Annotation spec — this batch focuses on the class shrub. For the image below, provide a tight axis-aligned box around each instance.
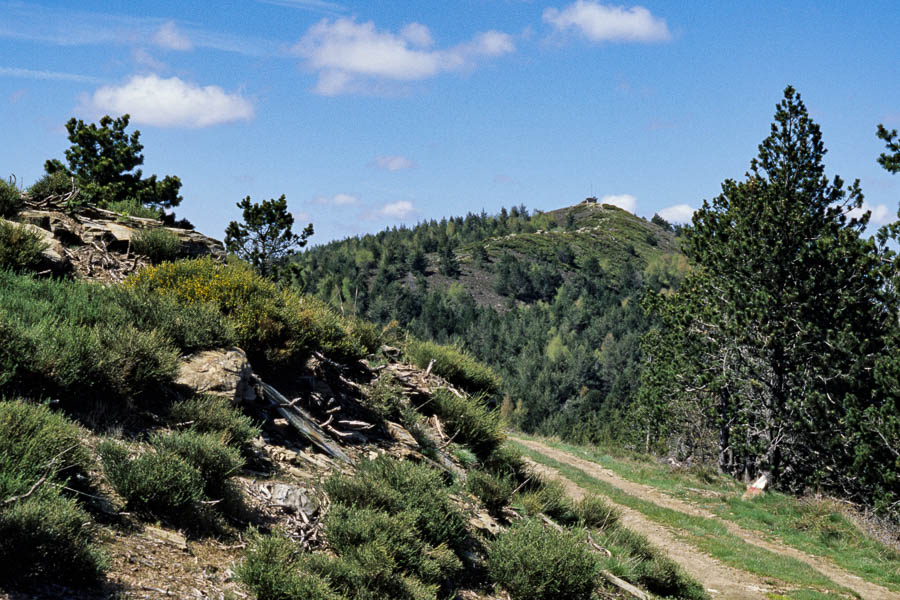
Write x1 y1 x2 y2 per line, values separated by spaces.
363 371 407 421
484 443 530 482
27 171 72 202
430 388 504 459
488 519 597 600
98 439 204 517
111 286 235 353
0 399 92 488
105 198 162 220
236 530 341 600
0 272 182 406
149 430 243 497
406 339 501 395
467 470 516 514
576 495 619 530
0 400 104 587
0 221 47 272
131 228 182 263
324 455 467 550
169 395 260 448
125 258 366 369
520 479 576 523
0 488 106 588
0 178 23 218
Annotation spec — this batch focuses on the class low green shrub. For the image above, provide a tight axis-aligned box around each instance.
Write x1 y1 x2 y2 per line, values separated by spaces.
131 228 182 263
520 478 576 523
169 395 259 448
149 430 243 497
488 519 597 600
324 455 468 550
0 178 23 218
0 400 104 587
406 338 501 395
0 399 92 488
576 494 619 530
98 439 204 517
363 371 407 421
27 171 71 202
467 470 516 514
430 388 504 459
0 222 47 272
0 488 106 588
0 271 183 406
236 530 341 600
484 443 530 482
125 258 366 369
106 198 162 220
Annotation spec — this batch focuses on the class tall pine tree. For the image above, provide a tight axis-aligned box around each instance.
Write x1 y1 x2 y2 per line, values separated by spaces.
640 87 891 502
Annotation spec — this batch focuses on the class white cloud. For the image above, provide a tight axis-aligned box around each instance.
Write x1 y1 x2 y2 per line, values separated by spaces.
378 200 416 219
132 48 168 71
601 193 637 213
543 1 671 43
292 18 515 95
374 155 415 171
152 21 192 51
0 66 103 84
657 203 695 223
84 75 254 128
313 193 359 206
847 201 894 226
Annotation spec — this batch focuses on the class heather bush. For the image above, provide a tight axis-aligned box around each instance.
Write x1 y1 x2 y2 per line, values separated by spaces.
149 429 243 497
406 338 501 395
430 388 504 459
131 227 182 263
467 469 516 514
0 222 47 272
0 178 23 218
168 394 259 448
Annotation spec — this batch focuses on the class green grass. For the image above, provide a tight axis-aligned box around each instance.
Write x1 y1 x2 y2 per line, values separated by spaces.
517 434 900 593
512 442 856 597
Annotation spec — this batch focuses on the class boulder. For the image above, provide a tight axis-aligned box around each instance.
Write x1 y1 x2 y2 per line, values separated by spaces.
175 348 257 404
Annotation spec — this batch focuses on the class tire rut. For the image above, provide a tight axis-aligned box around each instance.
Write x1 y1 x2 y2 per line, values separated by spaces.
513 436 896 600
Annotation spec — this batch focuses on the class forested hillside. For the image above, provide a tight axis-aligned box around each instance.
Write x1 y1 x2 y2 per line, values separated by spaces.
289 201 688 443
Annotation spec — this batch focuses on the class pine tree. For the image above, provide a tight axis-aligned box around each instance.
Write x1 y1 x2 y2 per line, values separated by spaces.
225 195 313 278
641 87 889 497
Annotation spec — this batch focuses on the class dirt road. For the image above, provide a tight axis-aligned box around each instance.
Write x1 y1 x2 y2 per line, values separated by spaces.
512 436 896 600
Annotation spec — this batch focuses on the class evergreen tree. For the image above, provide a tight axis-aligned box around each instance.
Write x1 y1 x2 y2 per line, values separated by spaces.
225 195 313 277
45 115 182 208
641 87 890 499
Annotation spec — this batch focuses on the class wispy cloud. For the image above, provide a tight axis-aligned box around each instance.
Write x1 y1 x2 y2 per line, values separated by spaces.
658 203 695 223
601 193 637 213
0 3 278 57
543 1 671 43
293 18 515 95
0 66 104 84
312 193 359 206
257 0 346 14
82 75 254 128
152 21 192 51
373 155 415 171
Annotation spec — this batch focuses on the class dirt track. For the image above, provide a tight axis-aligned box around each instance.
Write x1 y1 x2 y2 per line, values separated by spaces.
512 436 897 600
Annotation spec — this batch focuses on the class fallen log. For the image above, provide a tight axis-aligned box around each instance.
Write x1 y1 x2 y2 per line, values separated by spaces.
256 379 351 464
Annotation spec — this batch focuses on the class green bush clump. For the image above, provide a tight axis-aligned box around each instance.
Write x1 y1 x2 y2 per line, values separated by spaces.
467 470 515 514
324 455 467 550
576 495 619 530
149 430 243 498
0 222 47 272
169 395 260 448
0 178 23 218
131 228 182 263
235 530 343 600
430 388 504 459
363 371 407 421
27 171 71 202
125 258 367 369
488 519 597 600
0 271 183 406
520 478 576 523
406 338 501 395
98 439 204 517
106 198 162 220
0 400 105 587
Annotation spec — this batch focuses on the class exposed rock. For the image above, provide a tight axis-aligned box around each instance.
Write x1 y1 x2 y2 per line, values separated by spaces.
175 348 257 404
741 474 768 500
267 483 320 516
144 526 188 551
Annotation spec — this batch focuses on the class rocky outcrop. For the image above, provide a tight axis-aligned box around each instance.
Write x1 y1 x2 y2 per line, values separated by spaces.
10 203 224 281
175 347 257 404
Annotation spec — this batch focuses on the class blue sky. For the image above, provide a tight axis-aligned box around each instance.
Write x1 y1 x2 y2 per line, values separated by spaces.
1 0 898 244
